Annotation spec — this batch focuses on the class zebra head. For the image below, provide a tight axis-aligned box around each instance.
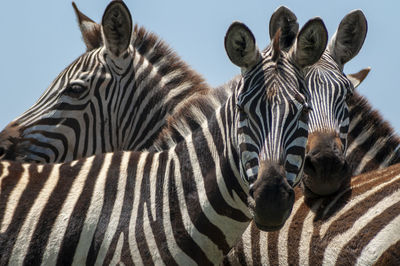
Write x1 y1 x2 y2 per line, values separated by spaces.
301 10 368 198
0 1 205 163
225 18 327 230
0 1 134 162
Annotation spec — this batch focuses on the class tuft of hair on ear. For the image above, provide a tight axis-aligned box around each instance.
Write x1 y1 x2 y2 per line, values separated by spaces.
72 2 102 51
272 28 281 62
347 67 371 89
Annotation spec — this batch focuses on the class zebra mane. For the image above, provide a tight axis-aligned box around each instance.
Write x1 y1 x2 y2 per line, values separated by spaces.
346 90 400 174
131 24 210 107
151 77 239 151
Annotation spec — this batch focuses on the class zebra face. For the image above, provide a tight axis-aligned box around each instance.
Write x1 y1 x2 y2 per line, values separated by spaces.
0 1 137 163
0 47 133 163
302 10 368 198
225 19 327 230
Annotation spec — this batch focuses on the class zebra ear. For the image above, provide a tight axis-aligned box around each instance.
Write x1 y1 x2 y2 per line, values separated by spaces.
269 6 299 51
101 0 133 57
291 17 328 68
72 2 102 51
347 67 370 89
328 10 367 67
225 22 261 73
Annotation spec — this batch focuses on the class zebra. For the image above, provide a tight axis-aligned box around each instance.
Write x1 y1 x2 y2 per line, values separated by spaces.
0 2 328 264
224 10 400 266
301 9 368 199
0 1 228 163
223 71 400 265
224 163 400 265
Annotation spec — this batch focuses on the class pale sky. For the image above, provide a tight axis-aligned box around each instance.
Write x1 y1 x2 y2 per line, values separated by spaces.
0 0 398 134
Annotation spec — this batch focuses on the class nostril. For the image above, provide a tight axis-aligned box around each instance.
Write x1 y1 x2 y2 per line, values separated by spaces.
309 149 319 157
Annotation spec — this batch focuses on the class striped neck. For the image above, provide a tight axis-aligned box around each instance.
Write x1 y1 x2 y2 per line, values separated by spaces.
0 24 211 163
346 91 400 175
0 93 252 265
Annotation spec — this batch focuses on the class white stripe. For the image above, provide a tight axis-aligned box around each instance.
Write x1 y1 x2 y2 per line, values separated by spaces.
354 138 388 175
9 164 61 265
241 226 253 265
346 127 374 155
109 232 125 266
320 172 400 238
323 189 400 265
161 150 195 265
202 121 250 220
171 151 223 264
128 152 148 265
299 200 321 266
72 153 114 265
356 214 400 266
142 203 165 265
0 161 14 233
259 223 269 265
277 197 306 265
41 156 95 265
95 152 131 265
149 153 160 220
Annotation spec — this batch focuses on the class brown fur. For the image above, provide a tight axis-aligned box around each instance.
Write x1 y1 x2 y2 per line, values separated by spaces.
225 163 400 265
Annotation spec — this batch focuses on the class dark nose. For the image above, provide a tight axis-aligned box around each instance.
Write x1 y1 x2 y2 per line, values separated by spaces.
303 132 349 197
304 147 344 177
250 161 295 231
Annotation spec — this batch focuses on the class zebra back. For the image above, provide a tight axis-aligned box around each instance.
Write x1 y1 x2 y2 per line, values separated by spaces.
224 162 400 265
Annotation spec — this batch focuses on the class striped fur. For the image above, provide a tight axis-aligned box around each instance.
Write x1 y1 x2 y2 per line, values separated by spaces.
224 40 400 266
0 17 324 264
346 91 400 175
224 77 400 265
224 163 400 265
0 2 212 163
224 10 398 264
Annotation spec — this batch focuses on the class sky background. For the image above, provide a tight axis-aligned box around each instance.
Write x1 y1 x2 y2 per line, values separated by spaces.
0 0 398 134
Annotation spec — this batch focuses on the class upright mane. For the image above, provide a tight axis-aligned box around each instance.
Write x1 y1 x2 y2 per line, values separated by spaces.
131 24 211 114
151 76 238 151
346 90 400 174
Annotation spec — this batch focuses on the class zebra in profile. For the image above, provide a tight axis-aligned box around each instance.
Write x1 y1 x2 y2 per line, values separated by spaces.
224 10 400 266
0 2 328 264
0 1 230 163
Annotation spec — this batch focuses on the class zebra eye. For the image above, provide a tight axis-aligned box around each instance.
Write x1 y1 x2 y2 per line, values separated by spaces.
63 83 88 98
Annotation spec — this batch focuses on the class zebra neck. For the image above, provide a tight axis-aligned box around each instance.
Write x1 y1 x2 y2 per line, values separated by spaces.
125 25 211 150
151 77 238 151
346 91 400 175
158 97 251 261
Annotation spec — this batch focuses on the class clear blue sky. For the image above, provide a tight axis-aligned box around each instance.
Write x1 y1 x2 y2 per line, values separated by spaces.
0 0 398 134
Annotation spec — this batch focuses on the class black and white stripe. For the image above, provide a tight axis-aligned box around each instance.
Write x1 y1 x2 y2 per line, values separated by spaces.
224 163 400 265
0 15 327 264
0 2 212 163
224 10 399 266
